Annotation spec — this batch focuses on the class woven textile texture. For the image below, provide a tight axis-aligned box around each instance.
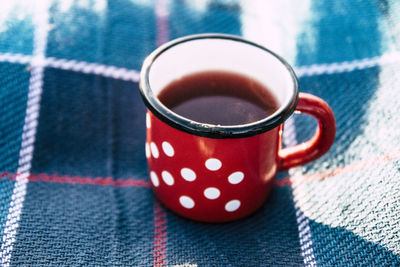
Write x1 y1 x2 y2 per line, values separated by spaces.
0 0 400 266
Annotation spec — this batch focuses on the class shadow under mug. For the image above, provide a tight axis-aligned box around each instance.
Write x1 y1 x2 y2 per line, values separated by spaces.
139 34 336 222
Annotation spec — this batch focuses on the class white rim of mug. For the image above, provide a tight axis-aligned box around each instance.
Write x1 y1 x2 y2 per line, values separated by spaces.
139 33 299 139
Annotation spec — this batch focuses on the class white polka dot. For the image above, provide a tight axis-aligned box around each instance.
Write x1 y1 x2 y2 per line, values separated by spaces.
150 142 159 158
225 200 241 212
145 143 150 159
150 171 159 187
180 168 196 182
179 196 195 209
146 113 151 128
228 171 244 184
205 158 222 171
162 141 174 157
161 170 174 186
203 187 220 200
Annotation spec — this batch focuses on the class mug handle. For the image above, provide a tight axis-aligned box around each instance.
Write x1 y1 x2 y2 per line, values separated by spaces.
278 92 336 170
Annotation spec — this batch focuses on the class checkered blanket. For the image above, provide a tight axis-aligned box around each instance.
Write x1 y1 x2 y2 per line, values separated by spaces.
1 0 399 266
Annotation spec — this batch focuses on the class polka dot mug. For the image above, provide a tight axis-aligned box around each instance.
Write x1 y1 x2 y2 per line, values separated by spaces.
139 34 336 222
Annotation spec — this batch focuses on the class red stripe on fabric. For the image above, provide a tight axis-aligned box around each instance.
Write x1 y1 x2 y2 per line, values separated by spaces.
274 149 400 186
274 178 292 187
1 150 398 188
153 201 167 267
0 172 11 179
113 179 124 187
0 172 150 188
4 172 16 181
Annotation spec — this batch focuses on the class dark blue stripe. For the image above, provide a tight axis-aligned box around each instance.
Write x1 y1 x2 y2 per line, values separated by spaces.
12 183 155 266
104 0 157 69
166 186 304 266
0 63 31 238
30 68 147 179
296 0 384 65
46 0 157 70
169 0 241 39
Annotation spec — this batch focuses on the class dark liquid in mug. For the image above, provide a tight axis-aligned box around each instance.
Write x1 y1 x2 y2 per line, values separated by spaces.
158 71 280 126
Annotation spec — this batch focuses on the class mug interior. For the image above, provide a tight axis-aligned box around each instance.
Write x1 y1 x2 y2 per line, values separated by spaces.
140 34 298 138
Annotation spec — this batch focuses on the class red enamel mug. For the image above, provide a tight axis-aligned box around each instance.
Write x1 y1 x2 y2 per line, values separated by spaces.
139 34 336 222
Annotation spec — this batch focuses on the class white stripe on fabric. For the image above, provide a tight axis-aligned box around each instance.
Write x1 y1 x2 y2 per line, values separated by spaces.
0 54 140 82
283 117 317 267
0 1 50 266
1 51 400 81
44 57 140 82
0 53 32 65
295 51 400 77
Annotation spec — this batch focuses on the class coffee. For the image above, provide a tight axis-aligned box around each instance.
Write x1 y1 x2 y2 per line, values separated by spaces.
158 71 279 126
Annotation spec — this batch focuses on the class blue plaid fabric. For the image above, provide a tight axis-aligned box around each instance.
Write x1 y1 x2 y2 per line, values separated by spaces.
1 0 399 266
